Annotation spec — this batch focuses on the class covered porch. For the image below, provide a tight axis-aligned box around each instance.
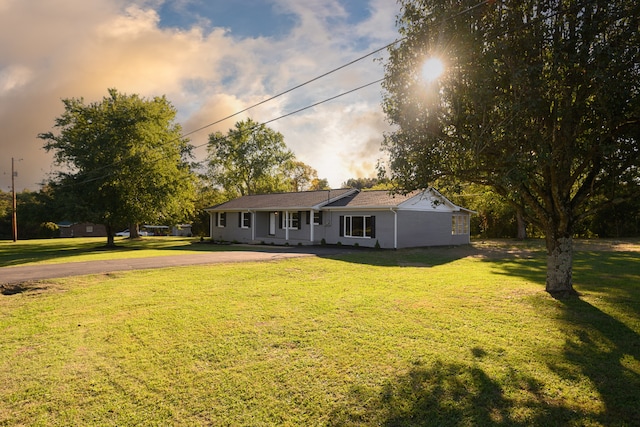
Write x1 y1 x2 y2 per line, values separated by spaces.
247 209 322 245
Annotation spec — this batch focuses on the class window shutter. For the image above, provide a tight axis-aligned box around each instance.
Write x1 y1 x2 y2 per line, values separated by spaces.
318 211 323 225
306 211 310 225
298 211 302 229
238 212 242 228
370 216 376 238
279 212 283 229
247 213 251 228
339 216 344 237
215 212 218 225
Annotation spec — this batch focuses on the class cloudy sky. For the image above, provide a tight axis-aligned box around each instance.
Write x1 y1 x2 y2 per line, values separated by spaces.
0 0 401 192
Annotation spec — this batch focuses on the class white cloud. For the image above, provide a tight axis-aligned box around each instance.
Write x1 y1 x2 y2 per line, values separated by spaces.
0 65 33 93
0 0 400 193
355 0 400 44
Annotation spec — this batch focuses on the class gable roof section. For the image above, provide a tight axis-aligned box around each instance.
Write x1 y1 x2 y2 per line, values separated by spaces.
397 188 461 212
325 188 475 213
324 190 421 208
206 187 475 214
205 188 357 211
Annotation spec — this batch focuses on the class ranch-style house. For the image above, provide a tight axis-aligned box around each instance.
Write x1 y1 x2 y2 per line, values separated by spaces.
205 187 474 249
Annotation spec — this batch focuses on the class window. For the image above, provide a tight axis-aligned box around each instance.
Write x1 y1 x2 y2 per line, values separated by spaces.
284 212 299 229
313 211 322 225
307 211 323 225
341 215 375 238
85 225 93 233
240 212 251 228
216 212 226 228
452 214 469 235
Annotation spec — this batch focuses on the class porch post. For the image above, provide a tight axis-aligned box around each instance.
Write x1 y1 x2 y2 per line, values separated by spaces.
393 208 398 249
251 211 255 242
285 210 289 241
209 212 214 239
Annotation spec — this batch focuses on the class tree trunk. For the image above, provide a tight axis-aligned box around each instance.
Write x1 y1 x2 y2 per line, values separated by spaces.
106 224 115 247
516 208 527 240
129 223 140 239
545 234 577 298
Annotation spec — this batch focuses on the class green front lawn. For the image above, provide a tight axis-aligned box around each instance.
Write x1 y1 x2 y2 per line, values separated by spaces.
0 237 241 268
1 241 639 425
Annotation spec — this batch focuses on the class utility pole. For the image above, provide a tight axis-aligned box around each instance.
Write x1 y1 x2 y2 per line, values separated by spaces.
12 157 17 242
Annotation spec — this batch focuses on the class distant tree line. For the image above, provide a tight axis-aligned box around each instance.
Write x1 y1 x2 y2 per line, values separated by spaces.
0 187 59 240
2 86 637 242
2 175 639 241
341 178 640 239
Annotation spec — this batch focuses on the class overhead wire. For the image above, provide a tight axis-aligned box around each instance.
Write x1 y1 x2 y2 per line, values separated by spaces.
181 0 494 140
45 38 401 190
180 44 400 140
43 0 518 191
64 77 386 187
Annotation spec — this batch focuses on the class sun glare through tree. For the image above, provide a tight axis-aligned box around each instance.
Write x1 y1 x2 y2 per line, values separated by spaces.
421 57 444 82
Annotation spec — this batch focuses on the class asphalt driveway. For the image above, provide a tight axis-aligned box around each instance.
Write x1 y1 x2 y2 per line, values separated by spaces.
0 246 351 286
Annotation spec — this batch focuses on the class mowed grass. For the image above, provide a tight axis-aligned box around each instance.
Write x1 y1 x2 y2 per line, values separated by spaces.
0 237 242 267
0 241 639 426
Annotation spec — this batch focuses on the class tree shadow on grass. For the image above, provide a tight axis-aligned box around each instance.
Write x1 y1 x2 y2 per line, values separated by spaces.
327 248 640 426
323 245 485 268
0 238 237 267
329 354 593 426
480 250 640 425
551 297 640 426
0 240 145 267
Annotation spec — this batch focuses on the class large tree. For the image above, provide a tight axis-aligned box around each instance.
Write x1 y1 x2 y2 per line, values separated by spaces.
286 161 321 192
39 88 196 246
381 0 640 297
206 119 296 196
309 178 331 191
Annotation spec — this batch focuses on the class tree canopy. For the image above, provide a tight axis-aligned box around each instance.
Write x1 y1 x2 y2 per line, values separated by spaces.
341 177 393 190
381 0 640 296
39 88 196 246
286 161 320 192
206 119 321 196
0 190 9 220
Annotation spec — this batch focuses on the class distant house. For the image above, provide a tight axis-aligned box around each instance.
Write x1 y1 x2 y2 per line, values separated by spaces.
58 222 107 238
205 188 474 249
171 224 193 237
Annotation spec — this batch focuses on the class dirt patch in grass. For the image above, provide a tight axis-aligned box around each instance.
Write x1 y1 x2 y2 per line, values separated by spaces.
1 282 65 296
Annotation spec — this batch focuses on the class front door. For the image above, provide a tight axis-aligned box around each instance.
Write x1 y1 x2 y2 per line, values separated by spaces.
269 212 276 236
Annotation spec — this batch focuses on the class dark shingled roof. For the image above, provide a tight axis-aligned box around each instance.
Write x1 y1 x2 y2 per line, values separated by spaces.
207 188 356 210
325 190 420 208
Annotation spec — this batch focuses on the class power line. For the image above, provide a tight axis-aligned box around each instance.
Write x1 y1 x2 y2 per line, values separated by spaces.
193 78 385 152
46 38 401 187
62 76 386 187
181 45 396 140
180 0 494 139
263 79 385 128
43 0 499 190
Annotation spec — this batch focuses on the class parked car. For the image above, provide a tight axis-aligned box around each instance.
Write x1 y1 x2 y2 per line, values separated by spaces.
115 229 150 237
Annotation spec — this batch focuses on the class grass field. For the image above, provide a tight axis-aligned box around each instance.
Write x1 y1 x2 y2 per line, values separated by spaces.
1 238 639 426
0 236 239 268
